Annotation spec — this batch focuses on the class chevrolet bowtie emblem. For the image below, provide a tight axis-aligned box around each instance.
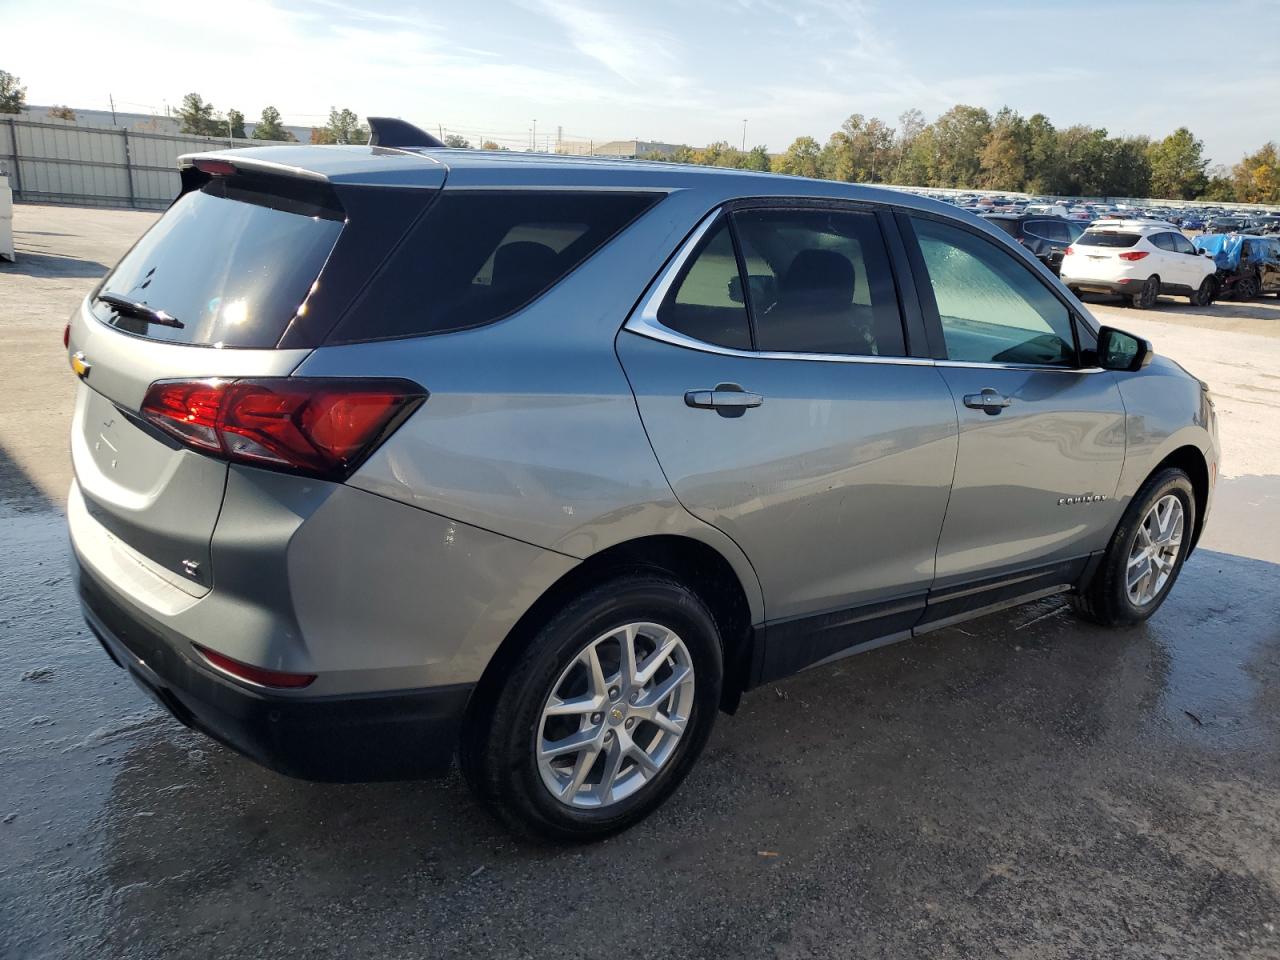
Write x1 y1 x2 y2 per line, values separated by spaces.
70 351 91 380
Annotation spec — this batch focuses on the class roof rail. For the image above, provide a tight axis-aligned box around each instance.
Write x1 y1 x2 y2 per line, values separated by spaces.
367 117 445 149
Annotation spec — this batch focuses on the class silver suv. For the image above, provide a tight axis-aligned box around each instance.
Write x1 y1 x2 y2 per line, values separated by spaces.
68 122 1218 841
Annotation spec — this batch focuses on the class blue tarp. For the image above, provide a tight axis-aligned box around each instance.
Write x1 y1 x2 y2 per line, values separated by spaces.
1193 233 1244 270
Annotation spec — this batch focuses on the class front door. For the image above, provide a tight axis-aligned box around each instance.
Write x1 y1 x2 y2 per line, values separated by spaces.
618 206 958 676
903 215 1127 613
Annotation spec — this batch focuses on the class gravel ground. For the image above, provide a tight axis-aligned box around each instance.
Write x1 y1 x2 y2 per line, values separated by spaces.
2 204 1280 960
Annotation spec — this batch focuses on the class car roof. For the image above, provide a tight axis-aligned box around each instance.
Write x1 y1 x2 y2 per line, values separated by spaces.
1082 219 1179 233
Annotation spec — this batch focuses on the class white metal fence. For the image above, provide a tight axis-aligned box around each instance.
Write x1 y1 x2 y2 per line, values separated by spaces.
0 116 291 210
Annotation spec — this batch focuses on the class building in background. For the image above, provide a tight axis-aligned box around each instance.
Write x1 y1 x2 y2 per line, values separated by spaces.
557 139 685 159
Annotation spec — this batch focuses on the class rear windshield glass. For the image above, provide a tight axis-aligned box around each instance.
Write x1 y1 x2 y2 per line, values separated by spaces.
325 191 660 343
1077 231 1140 248
92 177 343 348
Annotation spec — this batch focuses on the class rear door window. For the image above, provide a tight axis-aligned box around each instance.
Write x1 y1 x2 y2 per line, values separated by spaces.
92 177 344 348
1150 233 1176 252
327 191 660 343
657 220 753 350
730 208 907 357
1170 233 1198 256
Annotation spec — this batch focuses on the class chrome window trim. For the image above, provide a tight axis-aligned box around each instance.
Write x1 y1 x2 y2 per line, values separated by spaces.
624 206 1107 374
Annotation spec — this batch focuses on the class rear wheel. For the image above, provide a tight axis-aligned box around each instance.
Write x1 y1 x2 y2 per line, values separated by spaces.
460 574 723 841
1236 275 1259 300
1072 467 1196 626
1131 276 1159 309
1190 275 1216 307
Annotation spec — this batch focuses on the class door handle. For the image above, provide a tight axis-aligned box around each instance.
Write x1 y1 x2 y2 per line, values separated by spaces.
685 385 764 413
963 388 1013 415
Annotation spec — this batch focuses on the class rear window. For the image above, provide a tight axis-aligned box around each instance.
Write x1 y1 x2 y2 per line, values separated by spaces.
1077 231 1141 248
326 191 660 343
92 177 344 348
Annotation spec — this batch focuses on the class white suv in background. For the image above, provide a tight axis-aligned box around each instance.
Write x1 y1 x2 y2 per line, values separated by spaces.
1061 220 1217 308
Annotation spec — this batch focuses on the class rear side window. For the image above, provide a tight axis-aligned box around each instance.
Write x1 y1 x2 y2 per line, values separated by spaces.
731 208 906 357
988 219 1020 238
1150 233 1176 251
327 191 660 343
657 221 752 350
1078 231 1141 248
92 177 344 348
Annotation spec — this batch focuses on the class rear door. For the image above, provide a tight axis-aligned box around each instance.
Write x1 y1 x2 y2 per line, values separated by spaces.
901 214 1126 618
619 203 958 676
68 168 353 593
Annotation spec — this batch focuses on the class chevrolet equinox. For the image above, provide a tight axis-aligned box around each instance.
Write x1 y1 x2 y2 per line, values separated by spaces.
68 120 1219 840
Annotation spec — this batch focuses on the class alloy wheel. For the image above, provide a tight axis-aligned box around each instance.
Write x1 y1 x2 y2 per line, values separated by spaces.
1126 494 1184 606
536 622 695 808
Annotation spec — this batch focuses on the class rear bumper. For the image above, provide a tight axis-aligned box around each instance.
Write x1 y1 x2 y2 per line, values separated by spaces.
76 557 472 782
1062 278 1136 295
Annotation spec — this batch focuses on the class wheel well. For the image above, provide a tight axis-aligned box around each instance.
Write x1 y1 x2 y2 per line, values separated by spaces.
467 536 755 723
1152 444 1209 550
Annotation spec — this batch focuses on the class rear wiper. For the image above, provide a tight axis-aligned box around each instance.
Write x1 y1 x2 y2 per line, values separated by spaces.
95 292 185 329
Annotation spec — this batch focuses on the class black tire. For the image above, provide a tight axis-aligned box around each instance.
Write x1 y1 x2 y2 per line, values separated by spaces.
459 573 723 842
1236 275 1259 300
1072 467 1197 627
1130 276 1159 309
1190 275 1215 307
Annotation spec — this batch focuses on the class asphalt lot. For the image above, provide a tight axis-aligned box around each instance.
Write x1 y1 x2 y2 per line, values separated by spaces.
2 204 1280 960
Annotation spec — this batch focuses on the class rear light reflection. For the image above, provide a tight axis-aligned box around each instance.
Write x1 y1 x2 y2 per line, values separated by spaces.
192 643 316 689
1118 251 1150 261
63 323 71 348
1063 246 1074 256
140 377 425 480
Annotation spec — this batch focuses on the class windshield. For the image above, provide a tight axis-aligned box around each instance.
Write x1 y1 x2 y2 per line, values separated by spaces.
92 178 344 348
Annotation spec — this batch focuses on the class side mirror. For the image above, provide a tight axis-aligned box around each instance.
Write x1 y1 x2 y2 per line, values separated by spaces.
1097 326 1153 372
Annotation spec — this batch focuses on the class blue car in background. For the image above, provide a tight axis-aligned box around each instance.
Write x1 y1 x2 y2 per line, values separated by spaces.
1194 234 1280 299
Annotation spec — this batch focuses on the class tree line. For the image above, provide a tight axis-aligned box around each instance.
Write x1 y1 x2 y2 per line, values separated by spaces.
2 68 1275 204
646 106 1280 205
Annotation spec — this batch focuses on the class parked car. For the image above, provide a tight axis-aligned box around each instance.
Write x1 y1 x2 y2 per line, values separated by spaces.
980 213 1085 274
1181 214 1207 231
1061 221 1218 308
1206 216 1246 234
1194 233 1280 299
68 124 1219 840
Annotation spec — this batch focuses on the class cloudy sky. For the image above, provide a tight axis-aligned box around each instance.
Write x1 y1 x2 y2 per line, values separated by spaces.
4 0 1276 164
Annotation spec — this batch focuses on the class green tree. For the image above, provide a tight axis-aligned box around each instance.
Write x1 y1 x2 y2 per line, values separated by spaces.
1147 128 1207 199
771 136 822 178
324 107 368 145
1202 174 1237 202
48 105 76 121
930 105 991 188
1106 136 1152 197
821 113 895 183
252 106 294 141
693 140 746 168
443 133 472 148
1231 142 1280 204
479 140 507 151
891 108 927 183
742 145 771 172
226 108 247 140
0 70 25 114
177 92 219 136
979 107 1029 190
1023 113 1060 193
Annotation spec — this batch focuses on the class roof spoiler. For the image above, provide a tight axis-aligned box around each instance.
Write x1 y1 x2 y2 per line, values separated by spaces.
367 117 445 149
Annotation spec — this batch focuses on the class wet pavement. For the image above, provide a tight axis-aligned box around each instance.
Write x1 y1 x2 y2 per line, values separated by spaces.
3 205 1280 959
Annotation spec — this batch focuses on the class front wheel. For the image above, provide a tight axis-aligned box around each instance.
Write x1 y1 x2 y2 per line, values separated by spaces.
1190 275 1216 307
460 574 723 841
1072 467 1196 626
1236 275 1259 300
1131 276 1160 309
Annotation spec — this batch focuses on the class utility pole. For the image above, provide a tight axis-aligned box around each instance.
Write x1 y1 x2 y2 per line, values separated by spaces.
556 124 562 154
109 93 117 126
742 119 747 151
531 119 537 152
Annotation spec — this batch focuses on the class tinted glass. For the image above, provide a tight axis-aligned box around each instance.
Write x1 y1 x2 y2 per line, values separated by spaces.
92 179 344 347
1149 233 1176 251
988 218 1020 237
1026 220 1070 242
912 217 1076 367
1171 233 1198 255
731 208 906 357
1077 231 1141 248
657 220 752 350
328 192 659 343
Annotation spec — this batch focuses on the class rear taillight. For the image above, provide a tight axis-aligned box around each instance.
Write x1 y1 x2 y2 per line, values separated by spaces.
193 158 237 177
141 377 425 480
1118 251 1150 261
192 643 316 689
63 323 70 348
1063 246 1074 256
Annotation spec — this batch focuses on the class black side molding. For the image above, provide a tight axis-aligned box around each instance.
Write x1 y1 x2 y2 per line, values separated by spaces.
367 116 445 149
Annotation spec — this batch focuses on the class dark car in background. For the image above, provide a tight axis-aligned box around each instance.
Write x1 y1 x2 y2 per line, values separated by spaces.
981 213 1085 274
1207 216 1246 234
1194 233 1280 299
